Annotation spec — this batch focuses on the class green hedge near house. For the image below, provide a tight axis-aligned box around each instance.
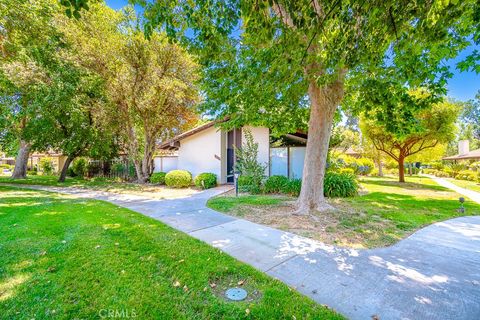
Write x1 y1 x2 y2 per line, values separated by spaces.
165 170 192 188
194 173 217 189
150 172 166 185
242 171 358 198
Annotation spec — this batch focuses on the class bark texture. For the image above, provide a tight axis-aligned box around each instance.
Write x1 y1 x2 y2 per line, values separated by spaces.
58 156 74 183
398 155 405 183
296 70 346 213
11 140 31 179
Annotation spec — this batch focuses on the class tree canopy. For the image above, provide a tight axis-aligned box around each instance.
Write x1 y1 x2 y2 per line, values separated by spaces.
137 0 479 212
361 98 460 182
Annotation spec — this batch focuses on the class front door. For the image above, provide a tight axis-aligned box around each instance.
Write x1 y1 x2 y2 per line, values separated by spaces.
226 128 242 183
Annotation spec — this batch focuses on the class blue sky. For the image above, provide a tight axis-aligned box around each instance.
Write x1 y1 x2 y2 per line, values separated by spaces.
106 0 479 102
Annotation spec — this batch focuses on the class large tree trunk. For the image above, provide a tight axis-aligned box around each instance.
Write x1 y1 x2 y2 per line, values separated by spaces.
296 74 345 214
398 155 405 183
11 140 31 179
377 158 384 177
58 156 74 183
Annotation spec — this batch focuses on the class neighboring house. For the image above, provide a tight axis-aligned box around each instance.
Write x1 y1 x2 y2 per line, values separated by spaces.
443 140 480 161
158 121 308 183
0 153 15 165
29 152 68 172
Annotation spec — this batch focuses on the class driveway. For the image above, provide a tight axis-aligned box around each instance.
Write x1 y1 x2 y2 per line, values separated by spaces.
4 183 480 320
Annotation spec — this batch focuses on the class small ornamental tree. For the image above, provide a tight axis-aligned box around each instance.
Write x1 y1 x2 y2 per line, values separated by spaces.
137 0 478 213
361 99 459 182
234 130 267 184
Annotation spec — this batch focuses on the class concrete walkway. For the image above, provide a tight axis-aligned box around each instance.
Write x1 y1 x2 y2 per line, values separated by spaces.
425 174 480 204
4 184 480 320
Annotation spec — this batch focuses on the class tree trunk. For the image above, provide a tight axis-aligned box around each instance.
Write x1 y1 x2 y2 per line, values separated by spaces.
133 159 148 183
377 158 383 177
58 156 74 183
296 75 345 214
398 155 405 183
11 140 31 179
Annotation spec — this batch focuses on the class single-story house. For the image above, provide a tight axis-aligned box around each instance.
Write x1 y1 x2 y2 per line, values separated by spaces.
28 152 68 172
157 121 308 183
443 140 480 161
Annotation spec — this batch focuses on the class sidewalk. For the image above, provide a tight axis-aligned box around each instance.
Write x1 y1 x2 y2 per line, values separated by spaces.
4 183 480 320
425 174 480 204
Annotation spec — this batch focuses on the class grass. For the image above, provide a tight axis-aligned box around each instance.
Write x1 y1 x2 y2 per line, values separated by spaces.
445 177 480 193
0 175 198 199
207 175 480 248
0 186 342 320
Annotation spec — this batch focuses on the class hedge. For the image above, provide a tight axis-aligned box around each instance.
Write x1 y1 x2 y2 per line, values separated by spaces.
165 170 192 188
194 173 217 189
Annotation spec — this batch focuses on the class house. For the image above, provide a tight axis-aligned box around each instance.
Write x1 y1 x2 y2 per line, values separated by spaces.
28 152 68 172
443 140 480 161
157 121 308 183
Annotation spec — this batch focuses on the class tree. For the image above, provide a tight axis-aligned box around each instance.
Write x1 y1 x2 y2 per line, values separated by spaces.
361 99 459 182
137 0 478 213
0 0 63 178
61 6 200 183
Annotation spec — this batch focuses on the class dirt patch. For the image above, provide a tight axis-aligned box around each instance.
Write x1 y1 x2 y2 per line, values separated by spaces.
219 196 399 249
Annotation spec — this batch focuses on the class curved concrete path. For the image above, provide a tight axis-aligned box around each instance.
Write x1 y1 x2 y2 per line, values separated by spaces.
3 183 480 320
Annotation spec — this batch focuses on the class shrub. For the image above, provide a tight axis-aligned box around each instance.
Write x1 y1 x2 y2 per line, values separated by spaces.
434 170 450 178
0 164 13 170
165 170 192 188
234 130 266 185
66 167 76 177
27 170 37 176
264 175 289 193
72 158 88 177
339 168 355 175
323 171 358 198
238 175 262 194
150 172 167 185
194 173 217 189
456 170 478 181
281 178 302 197
469 161 480 172
356 158 374 175
39 157 54 175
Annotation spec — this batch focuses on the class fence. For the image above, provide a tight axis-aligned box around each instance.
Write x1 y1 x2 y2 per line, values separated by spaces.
87 159 136 181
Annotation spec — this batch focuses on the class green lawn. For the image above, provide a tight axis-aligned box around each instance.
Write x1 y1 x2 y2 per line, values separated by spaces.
0 186 342 320
445 177 480 193
0 175 139 189
208 176 480 248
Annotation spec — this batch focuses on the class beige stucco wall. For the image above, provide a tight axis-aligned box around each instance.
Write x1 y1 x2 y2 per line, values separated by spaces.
243 126 270 176
177 126 222 181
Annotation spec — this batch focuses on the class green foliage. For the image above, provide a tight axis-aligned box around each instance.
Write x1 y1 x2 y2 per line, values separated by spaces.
165 170 192 188
264 175 289 194
238 175 262 194
39 158 54 175
194 173 217 189
27 170 37 176
456 170 479 182
339 168 355 175
149 172 167 185
72 158 88 177
281 179 302 197
324 172 359 198
234 130 267 181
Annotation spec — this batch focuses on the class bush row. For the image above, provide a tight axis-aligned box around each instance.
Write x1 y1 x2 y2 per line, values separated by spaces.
423 168 480 182
239 172 358 198
329 156 374 176
150 170 218 189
